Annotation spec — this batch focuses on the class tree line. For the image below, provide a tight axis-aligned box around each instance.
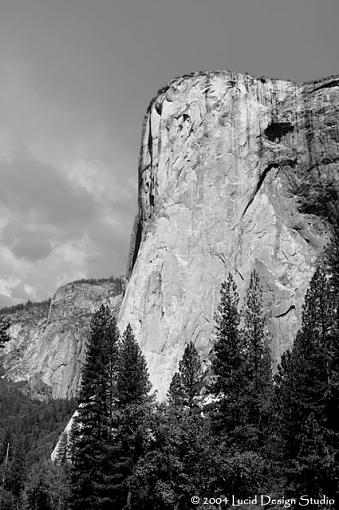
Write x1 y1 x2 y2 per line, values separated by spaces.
0 227 338 509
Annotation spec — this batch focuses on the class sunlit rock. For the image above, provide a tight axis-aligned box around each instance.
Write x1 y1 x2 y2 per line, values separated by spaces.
120 71 339 399
1 279 123 400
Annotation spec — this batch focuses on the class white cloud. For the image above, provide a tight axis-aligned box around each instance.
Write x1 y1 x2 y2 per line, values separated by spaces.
0 276 21 297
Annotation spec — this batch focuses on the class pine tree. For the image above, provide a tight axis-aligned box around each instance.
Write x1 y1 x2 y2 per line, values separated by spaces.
274 264 338 496
167 372 185 407
275 267 333 455
240 270 273 447
210 273 244 430
323 226 339 432
116 324 151 407
69 305 120 510
0 318 10 350
24 475 51 510
242 271 272 396
23 460 71 510
23 462 52 510
292 413 337 498
128 403 183 510
168 341 202 409
111 324 154 509
44 462 71 510
130 404 268 509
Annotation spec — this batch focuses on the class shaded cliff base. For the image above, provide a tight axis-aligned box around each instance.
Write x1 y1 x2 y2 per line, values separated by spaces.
0 276 125 401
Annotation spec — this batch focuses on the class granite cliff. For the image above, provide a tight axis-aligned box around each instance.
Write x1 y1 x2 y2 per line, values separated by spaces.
119 70 339 399
0 278 123 400
2 71 338 404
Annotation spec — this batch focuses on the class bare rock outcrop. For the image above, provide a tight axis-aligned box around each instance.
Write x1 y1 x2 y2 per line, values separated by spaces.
1 278 123 400
119 71 339 399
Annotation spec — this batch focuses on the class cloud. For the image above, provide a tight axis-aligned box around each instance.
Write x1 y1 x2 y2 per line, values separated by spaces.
10 235 52 262
0 59 136 306
0 151 97 225
0 148 133 302
0 145 101 272
0 294 13 308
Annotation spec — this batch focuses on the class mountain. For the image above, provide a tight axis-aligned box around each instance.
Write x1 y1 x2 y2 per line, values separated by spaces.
0 278 123 400
119 70 339 399
1 71 338 403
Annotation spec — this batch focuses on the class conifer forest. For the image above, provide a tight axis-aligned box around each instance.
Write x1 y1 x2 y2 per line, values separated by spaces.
0 224 338 510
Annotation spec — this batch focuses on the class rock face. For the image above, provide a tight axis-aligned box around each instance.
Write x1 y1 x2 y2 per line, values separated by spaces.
1 279 123 400
119 71 339 399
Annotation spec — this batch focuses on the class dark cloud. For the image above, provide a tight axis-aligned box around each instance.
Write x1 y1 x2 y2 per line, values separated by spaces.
0 294 14 308
2 215 55 263
0 149 105 266
0 154 97 229
7 233 52 262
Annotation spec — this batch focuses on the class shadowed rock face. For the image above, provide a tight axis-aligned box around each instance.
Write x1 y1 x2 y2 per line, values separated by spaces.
119 71 339 399
1 279 123 400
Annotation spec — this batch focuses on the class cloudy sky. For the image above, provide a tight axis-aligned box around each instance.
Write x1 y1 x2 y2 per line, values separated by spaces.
0 0 338 306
